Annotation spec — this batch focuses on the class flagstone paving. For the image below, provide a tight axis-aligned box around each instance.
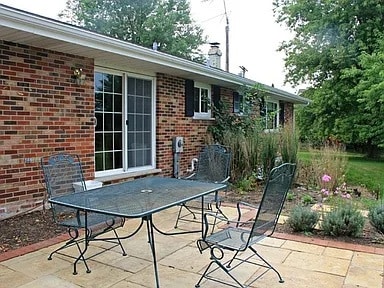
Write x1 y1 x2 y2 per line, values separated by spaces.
0 206 383 288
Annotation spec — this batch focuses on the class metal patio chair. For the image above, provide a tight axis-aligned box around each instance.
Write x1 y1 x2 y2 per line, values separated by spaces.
174 144 232 229
40 153 127 275
195 162 296 288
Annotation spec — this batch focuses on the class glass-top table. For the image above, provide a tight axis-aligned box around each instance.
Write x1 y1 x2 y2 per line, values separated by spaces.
49 176 227 287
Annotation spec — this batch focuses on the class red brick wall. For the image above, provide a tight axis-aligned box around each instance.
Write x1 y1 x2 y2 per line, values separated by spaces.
0 41 95 219
284 102 294 124
156 73 215 177
0 41 295 219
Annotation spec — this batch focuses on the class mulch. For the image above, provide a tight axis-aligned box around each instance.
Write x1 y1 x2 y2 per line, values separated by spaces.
0 210 66 254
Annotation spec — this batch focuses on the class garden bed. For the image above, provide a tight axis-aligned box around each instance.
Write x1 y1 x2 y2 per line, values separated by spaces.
226 183 384 248
0 183 383 254
0 209 66 254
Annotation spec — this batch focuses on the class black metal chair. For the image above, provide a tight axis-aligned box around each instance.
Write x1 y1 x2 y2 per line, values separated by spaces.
40 153 127 275
195 163 296 288
174 144 232 229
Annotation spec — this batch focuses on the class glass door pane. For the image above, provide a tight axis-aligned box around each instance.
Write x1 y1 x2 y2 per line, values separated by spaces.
126 77 152 168
94 72 123 171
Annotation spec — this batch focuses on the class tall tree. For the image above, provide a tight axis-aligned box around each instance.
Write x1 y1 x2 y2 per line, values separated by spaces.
273 0 384 155
346 37 384 154
60 0 206 60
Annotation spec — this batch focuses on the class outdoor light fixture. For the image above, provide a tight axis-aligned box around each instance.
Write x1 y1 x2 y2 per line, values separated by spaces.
72 67 86 85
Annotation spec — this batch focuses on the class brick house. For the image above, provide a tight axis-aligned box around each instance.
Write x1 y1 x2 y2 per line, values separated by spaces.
0 5 309 219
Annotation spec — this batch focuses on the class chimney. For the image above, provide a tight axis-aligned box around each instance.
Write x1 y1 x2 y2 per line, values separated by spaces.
208 42 222 69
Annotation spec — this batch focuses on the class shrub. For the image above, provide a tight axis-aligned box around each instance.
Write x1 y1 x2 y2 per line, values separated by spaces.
279 122 298 164
306 145 347 192
287 205 319 232
234 175 254 194
286 192 295 201
368 205 384 233
321 204 365 237
260 132 279 176
301 194 315 206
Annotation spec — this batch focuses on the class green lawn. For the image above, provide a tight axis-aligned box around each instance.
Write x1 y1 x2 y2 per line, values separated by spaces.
345 154 384 192
298 151 384 198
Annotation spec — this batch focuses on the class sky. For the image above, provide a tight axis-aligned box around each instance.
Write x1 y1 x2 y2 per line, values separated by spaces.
0 0 297 93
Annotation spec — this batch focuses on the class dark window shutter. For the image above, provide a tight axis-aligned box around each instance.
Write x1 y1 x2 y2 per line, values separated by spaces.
212 85 221 110
185 79 194 117
259 97 266 117
233 91 240 113
279 101 285 127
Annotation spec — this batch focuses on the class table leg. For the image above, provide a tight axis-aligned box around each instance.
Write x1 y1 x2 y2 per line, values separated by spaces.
73 210 91 275
145 215 160 288
201 196 205 238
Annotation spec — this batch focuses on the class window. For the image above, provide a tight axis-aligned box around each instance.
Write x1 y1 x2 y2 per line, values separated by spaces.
234 92 280 130
193 83 211 118
233 92 244 114
94 71 154 176
263 101 279 130
126 77 153 169
95 73 123 172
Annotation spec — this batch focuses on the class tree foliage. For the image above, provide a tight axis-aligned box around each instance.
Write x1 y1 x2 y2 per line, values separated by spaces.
273 0 384 155
60 0 206 60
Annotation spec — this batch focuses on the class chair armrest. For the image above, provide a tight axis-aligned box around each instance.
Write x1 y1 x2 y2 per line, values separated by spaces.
184 172 196 180
201 211 255 238
201 211 225 239
236 201 260 226
220 176 230 183
237 201 259 210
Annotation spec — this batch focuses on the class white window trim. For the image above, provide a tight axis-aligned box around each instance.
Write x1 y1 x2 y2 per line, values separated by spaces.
233 93 242 115
123 72 157 175
235 94 250 116
94 68 156 178
193 82 212 120
264 100 280 132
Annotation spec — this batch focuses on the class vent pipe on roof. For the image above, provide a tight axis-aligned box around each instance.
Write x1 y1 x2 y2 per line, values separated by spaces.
152 41 159 51
239 66 248 77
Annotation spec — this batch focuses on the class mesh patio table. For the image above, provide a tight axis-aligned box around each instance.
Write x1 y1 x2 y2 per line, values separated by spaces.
49 176 227 288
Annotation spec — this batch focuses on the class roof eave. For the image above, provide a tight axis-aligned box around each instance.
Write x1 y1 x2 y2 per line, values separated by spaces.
0 4 309 104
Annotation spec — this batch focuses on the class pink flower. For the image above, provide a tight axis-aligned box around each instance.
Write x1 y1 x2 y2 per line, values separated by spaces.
341 193 351 199
322 174 332 182
333 189 339 195
321 188 329 196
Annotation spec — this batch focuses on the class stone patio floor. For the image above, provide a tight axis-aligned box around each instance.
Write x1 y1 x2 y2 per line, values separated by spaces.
0 206 383 288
